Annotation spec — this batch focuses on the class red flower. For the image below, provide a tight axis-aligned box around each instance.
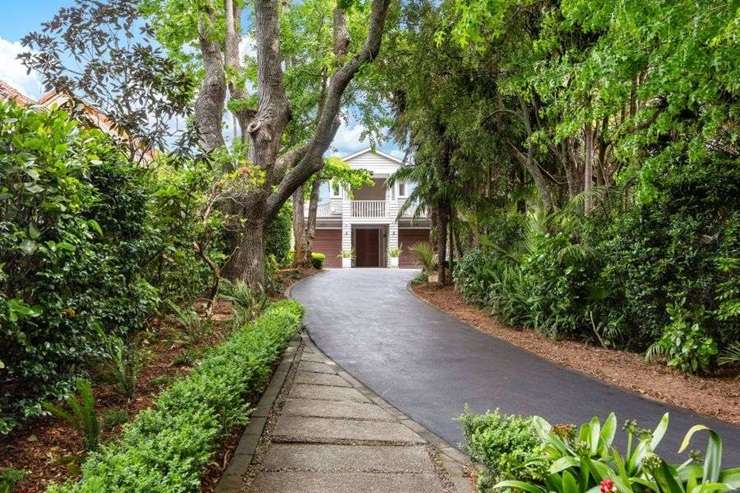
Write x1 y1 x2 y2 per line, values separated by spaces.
600 479 617 493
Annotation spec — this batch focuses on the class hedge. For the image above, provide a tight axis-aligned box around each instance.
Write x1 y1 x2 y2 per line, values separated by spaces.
48 300 303 492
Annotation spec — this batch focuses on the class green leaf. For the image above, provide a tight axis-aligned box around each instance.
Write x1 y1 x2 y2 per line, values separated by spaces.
87 219 103 237
562 470 579 493
650 413 669 451
679 425 723 483
601 413 617 448
19 239 38 255
493 480 545 493
550 456 580 474
652 460 685 493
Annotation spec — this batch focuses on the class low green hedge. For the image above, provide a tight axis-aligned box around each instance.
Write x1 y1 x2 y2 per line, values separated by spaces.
310 252 326 269
49 300 303 493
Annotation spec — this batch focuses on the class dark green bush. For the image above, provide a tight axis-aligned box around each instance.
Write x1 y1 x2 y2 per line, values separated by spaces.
453 157 739 373
459 408 547 490
0 102 159 432
265 203 292 266
310 252 326 269
48 300 302 493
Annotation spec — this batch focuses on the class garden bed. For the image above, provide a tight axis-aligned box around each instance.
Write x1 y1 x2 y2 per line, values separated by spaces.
0 302 236 492
412 283 740 426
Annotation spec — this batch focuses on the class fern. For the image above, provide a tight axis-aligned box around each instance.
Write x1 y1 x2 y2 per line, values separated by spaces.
409 242 436 273
44 379 101 452
102 337 141 399
0 468 25 493
719 342 740 367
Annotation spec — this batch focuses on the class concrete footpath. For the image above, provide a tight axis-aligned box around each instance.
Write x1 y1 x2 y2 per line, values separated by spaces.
215 333 473 493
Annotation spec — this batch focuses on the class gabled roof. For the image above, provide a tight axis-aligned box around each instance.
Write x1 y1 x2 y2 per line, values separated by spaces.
342 147 406 165
0 80 35 106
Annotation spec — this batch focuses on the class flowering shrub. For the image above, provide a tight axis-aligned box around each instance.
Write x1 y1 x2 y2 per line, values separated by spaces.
462 410 740 493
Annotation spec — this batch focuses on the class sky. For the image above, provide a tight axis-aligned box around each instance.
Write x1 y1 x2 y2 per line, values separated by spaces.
0 0 400 158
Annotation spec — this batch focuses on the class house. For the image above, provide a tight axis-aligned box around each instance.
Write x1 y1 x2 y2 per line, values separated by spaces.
0 80 154 162
310 148 431 268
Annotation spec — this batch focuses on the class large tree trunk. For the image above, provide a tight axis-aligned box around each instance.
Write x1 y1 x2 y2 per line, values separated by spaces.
292 186 306 266
227 217 266 287
436 203 450 286
305 180 320 259
584 121 595 214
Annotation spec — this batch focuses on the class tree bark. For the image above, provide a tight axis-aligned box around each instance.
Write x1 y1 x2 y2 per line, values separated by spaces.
305 180 321 259
584 121 595 214
436 203 449 287
292 186 306 266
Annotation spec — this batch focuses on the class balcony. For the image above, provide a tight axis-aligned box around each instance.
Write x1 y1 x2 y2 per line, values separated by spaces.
352 200 386 218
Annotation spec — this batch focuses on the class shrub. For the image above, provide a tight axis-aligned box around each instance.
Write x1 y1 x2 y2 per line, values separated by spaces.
646 305 718 374
0 102 159 432
47 300 303 492
459 408 547 490
462 410 740 493
100 337 142 400
265 203 292 266
310 252 326 269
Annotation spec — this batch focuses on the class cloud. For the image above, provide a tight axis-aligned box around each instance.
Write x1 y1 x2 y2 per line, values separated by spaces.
330 122 369 155
239 35 257 60
0 37 43 100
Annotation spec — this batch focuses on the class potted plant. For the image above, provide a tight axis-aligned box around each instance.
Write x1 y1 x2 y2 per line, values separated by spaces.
339 249 353 268
387 244 402 268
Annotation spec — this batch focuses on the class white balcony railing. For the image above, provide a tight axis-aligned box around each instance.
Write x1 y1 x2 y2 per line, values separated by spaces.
352 200 386 218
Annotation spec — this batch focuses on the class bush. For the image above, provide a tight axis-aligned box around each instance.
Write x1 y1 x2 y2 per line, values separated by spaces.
474 412 740 493
0 102 159 432
459 408 547 490
452 156 739 374
310 252 326 269
48 300 303 493
265 203 292 266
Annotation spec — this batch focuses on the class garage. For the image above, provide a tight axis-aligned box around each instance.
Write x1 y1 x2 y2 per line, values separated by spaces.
398 228 430 268
312 228 342 267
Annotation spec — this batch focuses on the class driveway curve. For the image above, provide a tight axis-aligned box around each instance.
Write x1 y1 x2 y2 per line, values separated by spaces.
291 268 740 465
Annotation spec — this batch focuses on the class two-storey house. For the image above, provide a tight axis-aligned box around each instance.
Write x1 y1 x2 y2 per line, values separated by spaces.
310 148 430 268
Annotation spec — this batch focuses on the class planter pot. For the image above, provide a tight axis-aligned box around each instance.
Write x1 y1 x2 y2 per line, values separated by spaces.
388 256 399 268
341 257 352 268
427 272 439 283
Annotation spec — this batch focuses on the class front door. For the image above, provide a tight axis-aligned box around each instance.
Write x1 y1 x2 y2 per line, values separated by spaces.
355 229 380 267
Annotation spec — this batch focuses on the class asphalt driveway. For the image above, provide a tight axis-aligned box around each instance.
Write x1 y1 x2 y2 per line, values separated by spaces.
290 268 740 465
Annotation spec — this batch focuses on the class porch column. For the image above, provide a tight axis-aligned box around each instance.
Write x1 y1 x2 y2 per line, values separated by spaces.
386 222 398 267
341 194 352 267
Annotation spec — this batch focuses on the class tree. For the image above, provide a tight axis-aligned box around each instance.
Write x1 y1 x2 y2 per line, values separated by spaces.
20 0 195 163
143 0 393 286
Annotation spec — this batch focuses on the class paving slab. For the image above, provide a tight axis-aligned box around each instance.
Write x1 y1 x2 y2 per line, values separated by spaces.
298 361 337 374
250 472 445 493
282 398 395 421
262 443 435 473
289 383 370 403
294 371 351 387
301 352 331 363
273 416 425 444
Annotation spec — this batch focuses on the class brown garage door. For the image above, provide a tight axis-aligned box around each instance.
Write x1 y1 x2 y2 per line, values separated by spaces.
313 228 342 267
399 228 430 268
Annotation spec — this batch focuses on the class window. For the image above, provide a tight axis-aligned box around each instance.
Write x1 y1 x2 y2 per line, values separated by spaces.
331 180 341 197
398 182 406 197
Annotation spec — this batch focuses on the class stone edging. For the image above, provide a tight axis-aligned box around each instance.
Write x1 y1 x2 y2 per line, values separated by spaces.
215 333 303 491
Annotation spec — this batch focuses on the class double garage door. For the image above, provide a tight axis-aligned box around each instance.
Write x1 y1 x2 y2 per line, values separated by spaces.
312 228 430 268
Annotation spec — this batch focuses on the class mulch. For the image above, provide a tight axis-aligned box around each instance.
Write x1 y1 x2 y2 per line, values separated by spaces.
412 283 740 427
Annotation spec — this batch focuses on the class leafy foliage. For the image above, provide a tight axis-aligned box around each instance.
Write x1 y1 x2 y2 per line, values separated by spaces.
47 300 302 493
410 242 436 274
44 379 101 452
459 408 547 490
462 410 740 493
265 203 293 267
310 252 326 269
